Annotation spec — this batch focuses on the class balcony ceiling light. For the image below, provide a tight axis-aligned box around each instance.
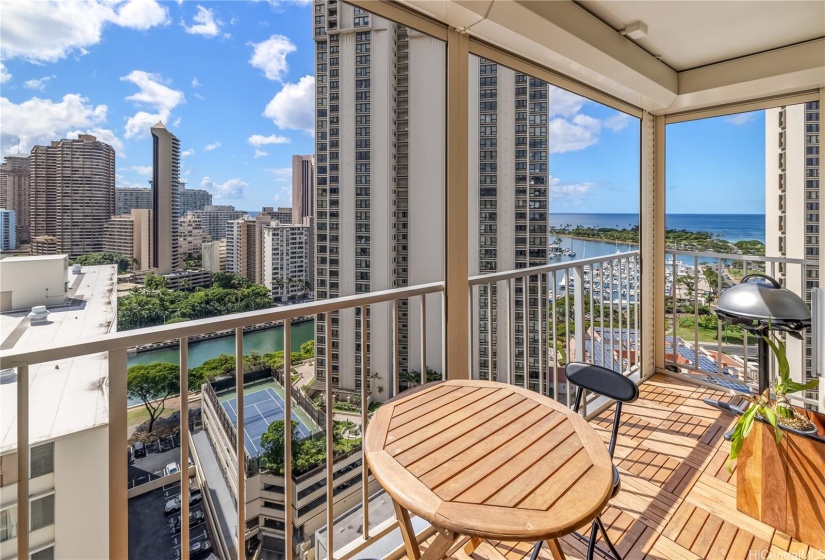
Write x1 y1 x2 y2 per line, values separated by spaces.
620 20 648 40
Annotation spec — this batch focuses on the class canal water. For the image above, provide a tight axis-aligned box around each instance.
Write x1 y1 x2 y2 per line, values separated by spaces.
127 319 316 369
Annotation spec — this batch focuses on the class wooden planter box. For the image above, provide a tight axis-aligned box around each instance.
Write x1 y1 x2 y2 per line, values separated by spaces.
737 409 825 550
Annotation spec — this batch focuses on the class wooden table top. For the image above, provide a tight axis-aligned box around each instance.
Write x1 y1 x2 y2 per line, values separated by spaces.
364 380 614 542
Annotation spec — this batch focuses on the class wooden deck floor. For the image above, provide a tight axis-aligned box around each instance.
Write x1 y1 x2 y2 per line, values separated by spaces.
406 375 825 560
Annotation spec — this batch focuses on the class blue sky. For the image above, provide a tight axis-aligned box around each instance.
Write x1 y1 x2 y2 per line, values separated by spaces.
0 0 765 215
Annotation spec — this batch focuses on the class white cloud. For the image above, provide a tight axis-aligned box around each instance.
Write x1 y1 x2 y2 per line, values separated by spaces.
254 149 268 158
0 0 168 62
603 113 631 132
192 76 200 88
248 134 290 146
272 184 291 205
263 75 314 134
121 70 184 138
128 165 152 176
194 92 205 101
66 127 124 155
1 93 107 154
183 5 222 37
116 173 145 189
0 63 11 84
23 75 56 91
181 148 195 157
724 112 757 126
548 86 587 117
200 176 248 199
549 114 602 153
266 167 291 182
249 35 296 82
548 176 598 201
204 141 221 151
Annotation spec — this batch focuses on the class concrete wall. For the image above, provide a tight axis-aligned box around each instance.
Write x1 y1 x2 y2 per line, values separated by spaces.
0 255 68 311
54 426 109 560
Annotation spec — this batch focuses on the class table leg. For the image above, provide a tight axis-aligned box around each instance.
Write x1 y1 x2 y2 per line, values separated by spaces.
545 539 567 560
393 499 421 560
420 526 459 560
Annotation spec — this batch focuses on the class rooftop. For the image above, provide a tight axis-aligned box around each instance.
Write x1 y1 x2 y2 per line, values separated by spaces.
0 253 68 263
0 264 117 453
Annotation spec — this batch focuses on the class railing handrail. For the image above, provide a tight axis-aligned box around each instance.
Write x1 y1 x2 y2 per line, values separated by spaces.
0 281 445 367
468 250 640 286
665 248 818 267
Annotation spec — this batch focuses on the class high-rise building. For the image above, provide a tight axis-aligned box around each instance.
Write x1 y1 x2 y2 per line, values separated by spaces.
226 216 259 282
178 213 210 259
179 184 213 215
468 57 549 391
292 155 314 224
202 239 227 273
0 209 16 250
191 205 246 241
30 135 115 256
0 155 31 244
115 186 152 215
262 223 310 301
150 122 181 274
261 206 293 225
314 5 445 399
103 209 152 270
766 101 820 385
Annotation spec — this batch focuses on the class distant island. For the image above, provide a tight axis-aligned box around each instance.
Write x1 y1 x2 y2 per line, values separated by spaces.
549 225 765 255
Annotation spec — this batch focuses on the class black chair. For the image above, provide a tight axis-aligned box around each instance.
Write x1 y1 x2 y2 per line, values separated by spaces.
529 362 639 560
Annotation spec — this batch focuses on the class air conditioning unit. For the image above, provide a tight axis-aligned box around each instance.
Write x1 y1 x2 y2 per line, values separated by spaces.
299 541 311 553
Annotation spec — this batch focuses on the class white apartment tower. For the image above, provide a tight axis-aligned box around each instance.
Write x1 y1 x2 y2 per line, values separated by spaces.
766 101 820 384
469 58 550 392
191 205 246 241
178 213 210 258
115 186 152 215
263 223 310 301
0 155 31 244
226 217 259 282
314 2 445 399
29 135 115 257
150 122 181 274
292 155 315 224
103 209 152 270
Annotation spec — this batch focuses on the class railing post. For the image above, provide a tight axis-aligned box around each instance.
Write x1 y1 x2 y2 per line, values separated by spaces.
573 266 585 362
17 365 29 560
283 323 293 560
180 338 190 560
235 328 245 560
108 350 128 559
360 305 370 541
445 28 469 380
420 295 427 385
325 317 334 560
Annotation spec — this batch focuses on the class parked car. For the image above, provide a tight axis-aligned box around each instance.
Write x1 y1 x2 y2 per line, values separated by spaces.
133 442 146 458
176 540 212 559
164 490 203 514
128 448 134 465
169 510 205 532
164 462 179 476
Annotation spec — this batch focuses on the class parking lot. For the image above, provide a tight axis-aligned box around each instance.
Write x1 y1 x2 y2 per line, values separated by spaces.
128 480 214 560
129 442 190 489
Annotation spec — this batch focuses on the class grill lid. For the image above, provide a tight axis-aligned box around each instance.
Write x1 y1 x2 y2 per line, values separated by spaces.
715 274 810 333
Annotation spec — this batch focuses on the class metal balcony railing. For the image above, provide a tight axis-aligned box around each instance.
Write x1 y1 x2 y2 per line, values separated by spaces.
664 249 822 411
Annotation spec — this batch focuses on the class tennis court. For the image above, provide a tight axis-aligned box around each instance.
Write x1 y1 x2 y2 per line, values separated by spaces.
221 387 313 457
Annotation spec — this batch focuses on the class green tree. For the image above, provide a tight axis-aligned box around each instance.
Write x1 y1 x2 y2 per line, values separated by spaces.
72 252 133 273
212 271 252 289
144 273 168 290
299 340 315 359
127 363 180 433
260 420 300 474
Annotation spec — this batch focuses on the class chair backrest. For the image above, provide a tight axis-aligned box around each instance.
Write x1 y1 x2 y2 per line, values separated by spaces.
565 362 639 457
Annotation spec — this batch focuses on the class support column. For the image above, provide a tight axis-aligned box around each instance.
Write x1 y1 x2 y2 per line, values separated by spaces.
445 28 470 380
109 349 128 559
17 365 29 560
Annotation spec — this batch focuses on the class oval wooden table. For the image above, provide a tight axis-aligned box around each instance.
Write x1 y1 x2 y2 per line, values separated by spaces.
364 380 615 560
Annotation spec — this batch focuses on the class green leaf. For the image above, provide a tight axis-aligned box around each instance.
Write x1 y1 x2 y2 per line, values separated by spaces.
760 406 783 444
785 378 819 393
762 334 790 384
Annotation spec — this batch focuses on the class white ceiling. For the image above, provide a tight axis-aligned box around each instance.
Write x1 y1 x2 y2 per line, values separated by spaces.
576 1 825 71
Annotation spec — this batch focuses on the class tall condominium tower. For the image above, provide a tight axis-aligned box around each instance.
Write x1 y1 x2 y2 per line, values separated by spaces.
115 186 152 214
30 135 115 256
0 209 16 250
0 155 31 244
226 216 259 282
103 209 152 270
766 101 820 385
179 183 213 215
262 223 311 302
191 205 246 240
292 155 314 224
314 3 445 399
151 122 181 274
469 58 549 392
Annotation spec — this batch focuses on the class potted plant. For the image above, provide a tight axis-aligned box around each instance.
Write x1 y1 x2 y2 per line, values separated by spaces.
728 332 818 469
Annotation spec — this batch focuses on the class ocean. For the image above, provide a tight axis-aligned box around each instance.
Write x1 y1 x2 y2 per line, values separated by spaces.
549 213 765 243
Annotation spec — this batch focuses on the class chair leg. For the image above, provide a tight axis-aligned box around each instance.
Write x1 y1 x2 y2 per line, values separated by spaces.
530 540 543 560
586 520 598 560
595 516 623 560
